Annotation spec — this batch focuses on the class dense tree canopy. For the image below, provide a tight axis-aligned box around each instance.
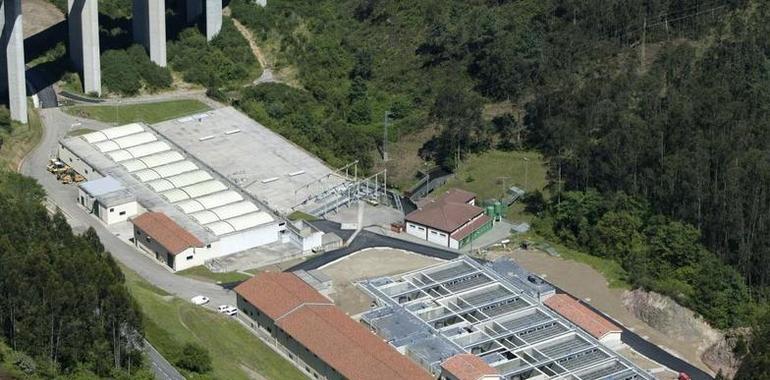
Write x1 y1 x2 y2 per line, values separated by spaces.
0 171 144 377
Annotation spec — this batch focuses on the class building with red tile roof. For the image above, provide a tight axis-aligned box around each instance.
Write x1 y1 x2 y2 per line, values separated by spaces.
544 294 622 346
441 354 501 380
235 272 433 380
132 212 207 271
405 188 492 249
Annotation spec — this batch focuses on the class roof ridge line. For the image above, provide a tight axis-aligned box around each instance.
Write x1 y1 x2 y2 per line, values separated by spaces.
274 301 334 322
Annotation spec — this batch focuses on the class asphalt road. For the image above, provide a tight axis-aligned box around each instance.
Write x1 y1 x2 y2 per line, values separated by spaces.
23 108 237 380
144 340 184 380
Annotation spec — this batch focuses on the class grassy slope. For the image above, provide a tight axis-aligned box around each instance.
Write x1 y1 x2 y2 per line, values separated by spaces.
121 266 304 380
0 108 43 171
64 100 210 125
177 266 251 284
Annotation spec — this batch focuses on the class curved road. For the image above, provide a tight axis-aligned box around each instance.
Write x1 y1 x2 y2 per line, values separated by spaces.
22 108 236 380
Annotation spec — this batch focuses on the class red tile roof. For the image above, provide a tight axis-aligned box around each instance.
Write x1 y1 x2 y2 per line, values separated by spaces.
544 294 621 340
276 305 433 380
451 215 492 241
441 354 499 380
442 188 477 204
406 189 485 233
132 212 203 255
234 272 332 320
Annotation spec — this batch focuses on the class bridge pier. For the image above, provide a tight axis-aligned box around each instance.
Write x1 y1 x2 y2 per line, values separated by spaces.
0 0 27 123
204 0 222 41
68 0 101 95
132 0 166 67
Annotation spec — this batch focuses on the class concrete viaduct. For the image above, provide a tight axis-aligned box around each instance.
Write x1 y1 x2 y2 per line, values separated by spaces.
0 0 223 124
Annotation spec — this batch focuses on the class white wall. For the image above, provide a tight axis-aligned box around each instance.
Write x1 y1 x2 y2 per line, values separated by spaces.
58 144 100 180
77 188 138 225
97 201 138 224
406 222 427 240
427 228 449 247
449 238 460 250
216 223 281 256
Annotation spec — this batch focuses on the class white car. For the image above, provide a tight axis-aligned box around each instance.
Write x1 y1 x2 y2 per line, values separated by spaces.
217 305 230 313
191 295 210 305
223 306 238 317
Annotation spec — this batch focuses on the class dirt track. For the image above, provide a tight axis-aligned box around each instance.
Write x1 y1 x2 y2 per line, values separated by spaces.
23 0 64 38
487 248 715 375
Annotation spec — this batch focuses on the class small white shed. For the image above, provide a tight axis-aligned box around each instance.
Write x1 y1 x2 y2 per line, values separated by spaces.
78 176 138 225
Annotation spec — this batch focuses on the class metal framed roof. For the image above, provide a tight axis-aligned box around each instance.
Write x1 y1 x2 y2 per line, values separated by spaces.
359 257 652 380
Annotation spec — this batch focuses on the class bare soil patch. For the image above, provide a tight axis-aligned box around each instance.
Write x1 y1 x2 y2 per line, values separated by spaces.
319 248 443 316
23 0 64 38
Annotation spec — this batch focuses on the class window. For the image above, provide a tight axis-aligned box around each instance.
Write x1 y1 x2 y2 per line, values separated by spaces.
186 255 193 260
84 169 88 174
119 211 126 216
418 226 425 231
430 230 437 235
109 208 115 212
206 244 211 248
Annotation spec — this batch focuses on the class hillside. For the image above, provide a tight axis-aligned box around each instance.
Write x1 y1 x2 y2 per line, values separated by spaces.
227 0 770 376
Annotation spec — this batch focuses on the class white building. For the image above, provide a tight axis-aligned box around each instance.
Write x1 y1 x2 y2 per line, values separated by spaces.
77 176 139 225
59 123 286 271
405 189 493 249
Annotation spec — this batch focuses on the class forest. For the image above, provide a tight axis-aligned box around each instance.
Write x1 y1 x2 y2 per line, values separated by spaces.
231 0 770 376
0 171 147 379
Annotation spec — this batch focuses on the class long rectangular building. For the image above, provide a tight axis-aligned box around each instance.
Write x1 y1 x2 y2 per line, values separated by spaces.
235 272 433 380
58 122 284 271
359 257 652 380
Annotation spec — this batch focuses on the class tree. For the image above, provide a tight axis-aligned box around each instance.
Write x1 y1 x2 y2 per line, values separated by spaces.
176 343 212 373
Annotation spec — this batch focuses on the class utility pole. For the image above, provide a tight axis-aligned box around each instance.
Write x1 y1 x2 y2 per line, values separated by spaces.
523 157 530 190
383 111 391 162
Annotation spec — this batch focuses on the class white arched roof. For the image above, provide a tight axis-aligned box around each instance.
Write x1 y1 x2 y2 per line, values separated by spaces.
106 150 136 162
145 178 174 192
139 151 184 169
176 191 243 213
94 132 157 153
204 212 273 236
125 141 172 158
81 124 144 143
165 170 211 188
160 180 227 203
190 210 220 225
149 161 198 179
210 201 259 220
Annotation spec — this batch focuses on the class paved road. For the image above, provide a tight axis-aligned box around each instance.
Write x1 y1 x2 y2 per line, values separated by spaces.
22 108 236 380
287 220 459 271
144 340 184 380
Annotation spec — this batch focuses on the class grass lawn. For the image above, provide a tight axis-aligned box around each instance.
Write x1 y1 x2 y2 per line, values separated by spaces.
0 108 43 171
287 210 318 222
433 150 547 221
64 99 211 125
121 266 304 380
177 266 251 284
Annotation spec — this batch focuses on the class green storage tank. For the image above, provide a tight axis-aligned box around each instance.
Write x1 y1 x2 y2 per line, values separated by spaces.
486 205 495 217
494 201 502 219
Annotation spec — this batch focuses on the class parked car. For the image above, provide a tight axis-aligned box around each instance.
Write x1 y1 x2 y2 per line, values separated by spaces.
217 305 230 313
191 295 210 305
224 306 238 317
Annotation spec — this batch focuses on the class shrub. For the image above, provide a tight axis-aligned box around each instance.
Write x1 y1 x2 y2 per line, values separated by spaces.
176 343 211 373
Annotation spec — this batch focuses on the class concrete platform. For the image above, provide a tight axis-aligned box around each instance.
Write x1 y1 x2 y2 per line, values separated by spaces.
151 107 348 215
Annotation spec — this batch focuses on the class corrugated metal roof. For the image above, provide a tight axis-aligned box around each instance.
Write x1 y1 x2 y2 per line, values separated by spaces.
146 161 198 179
204 220 236 236
79 176 124 196
190 210 220 225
